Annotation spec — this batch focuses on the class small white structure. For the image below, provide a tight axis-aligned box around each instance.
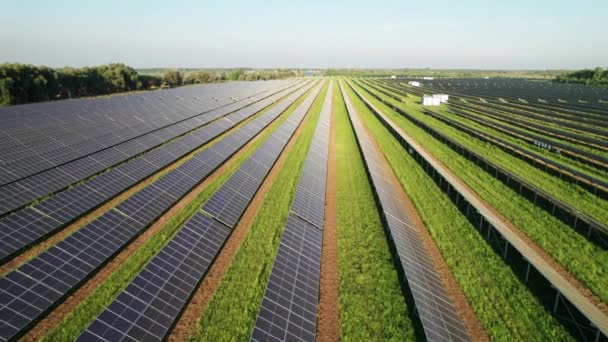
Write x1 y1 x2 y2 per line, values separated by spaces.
423 76 434 80
408 81 421 87
422 95 442 106
390 75 397 79
434 94 449 103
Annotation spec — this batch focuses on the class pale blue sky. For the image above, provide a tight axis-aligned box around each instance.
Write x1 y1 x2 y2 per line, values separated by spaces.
1 0 606 69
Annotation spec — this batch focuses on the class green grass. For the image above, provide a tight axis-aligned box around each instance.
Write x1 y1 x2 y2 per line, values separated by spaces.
342 80 573 341
40 82 317 341
348 79 608 305
334 81 416 341
191 81 328 341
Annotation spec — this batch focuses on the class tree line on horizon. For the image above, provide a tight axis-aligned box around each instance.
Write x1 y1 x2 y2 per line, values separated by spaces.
0 63 300 106
554 67 608 86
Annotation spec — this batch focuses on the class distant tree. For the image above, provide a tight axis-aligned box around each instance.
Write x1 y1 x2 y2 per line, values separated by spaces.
555 67 608 86
161 70 183 88
140 75 162 89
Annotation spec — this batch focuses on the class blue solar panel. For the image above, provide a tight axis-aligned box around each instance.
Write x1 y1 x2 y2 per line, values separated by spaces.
342 80 470 342
250 80 333 342
0 81 315 342
74 82 319 342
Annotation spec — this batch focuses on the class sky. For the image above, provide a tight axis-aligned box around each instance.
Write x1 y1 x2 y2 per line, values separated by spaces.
1 0 607 70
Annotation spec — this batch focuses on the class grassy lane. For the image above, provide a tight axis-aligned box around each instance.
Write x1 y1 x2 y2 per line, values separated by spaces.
192 82 328 341
342 82 573 341
349 80 608 305
40 83 317 341
334 81 416 340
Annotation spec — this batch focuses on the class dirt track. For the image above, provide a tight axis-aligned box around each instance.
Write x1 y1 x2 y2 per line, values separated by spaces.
316 99 340 341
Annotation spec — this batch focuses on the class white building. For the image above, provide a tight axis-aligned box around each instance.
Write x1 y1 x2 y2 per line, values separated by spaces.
390 75 397 79
422 95 442 106
423 76 434 80
408 81 421 87
434 94 449 103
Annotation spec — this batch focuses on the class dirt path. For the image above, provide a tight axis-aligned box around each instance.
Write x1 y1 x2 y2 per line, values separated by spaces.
21 113 283 341
316 101 340 341
168 93 317 341
350 89 488 341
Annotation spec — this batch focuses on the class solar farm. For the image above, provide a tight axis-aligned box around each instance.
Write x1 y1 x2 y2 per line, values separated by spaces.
0 77 607 342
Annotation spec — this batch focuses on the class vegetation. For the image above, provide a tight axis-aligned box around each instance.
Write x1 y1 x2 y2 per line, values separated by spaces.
555 67 608 86
40 85 309 341
349 80 608 304
334 81 416 340
0 64 301 106
0 63 156 105
161 69 183 88
192 82 326 340
342 80 573 340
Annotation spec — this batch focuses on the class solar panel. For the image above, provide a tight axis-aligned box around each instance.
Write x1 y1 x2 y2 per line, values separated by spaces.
76 213 229 342
0 81 316 342
203 82 323 228
251 214 322 342
250 80 333 342
0 80 297 187
73 82 320 342
0 82 309 264
341 81 470 341
0 81 304 216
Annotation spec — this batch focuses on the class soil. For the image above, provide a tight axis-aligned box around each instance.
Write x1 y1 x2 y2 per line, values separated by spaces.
316 103 340 341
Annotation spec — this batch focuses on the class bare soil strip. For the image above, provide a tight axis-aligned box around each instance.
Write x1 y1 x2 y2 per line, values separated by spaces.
168 96 315 341
316 102 340 341
21 109 285 341
355 100 488 341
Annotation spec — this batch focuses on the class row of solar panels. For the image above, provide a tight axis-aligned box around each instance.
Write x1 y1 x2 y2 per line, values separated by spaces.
0 82 306 263
450 101 607 151
0 82 317 342
0 81 301 214
76 82 324 342
342 80 471 342
250 80 333 342
0 80 294 187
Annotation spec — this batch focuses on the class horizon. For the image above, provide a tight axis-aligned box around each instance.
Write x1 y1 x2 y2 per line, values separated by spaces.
2 0 607 70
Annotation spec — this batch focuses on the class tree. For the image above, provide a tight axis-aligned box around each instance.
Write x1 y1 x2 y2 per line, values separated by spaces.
161 70 183 88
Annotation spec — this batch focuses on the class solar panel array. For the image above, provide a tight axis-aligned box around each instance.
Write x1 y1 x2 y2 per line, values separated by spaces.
250 80 333 342
0 82 316 342
0 82 304 263
202 83 324 228
0 81 301 216
341 81 471 342
75 82 324 342
0 80 292 187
